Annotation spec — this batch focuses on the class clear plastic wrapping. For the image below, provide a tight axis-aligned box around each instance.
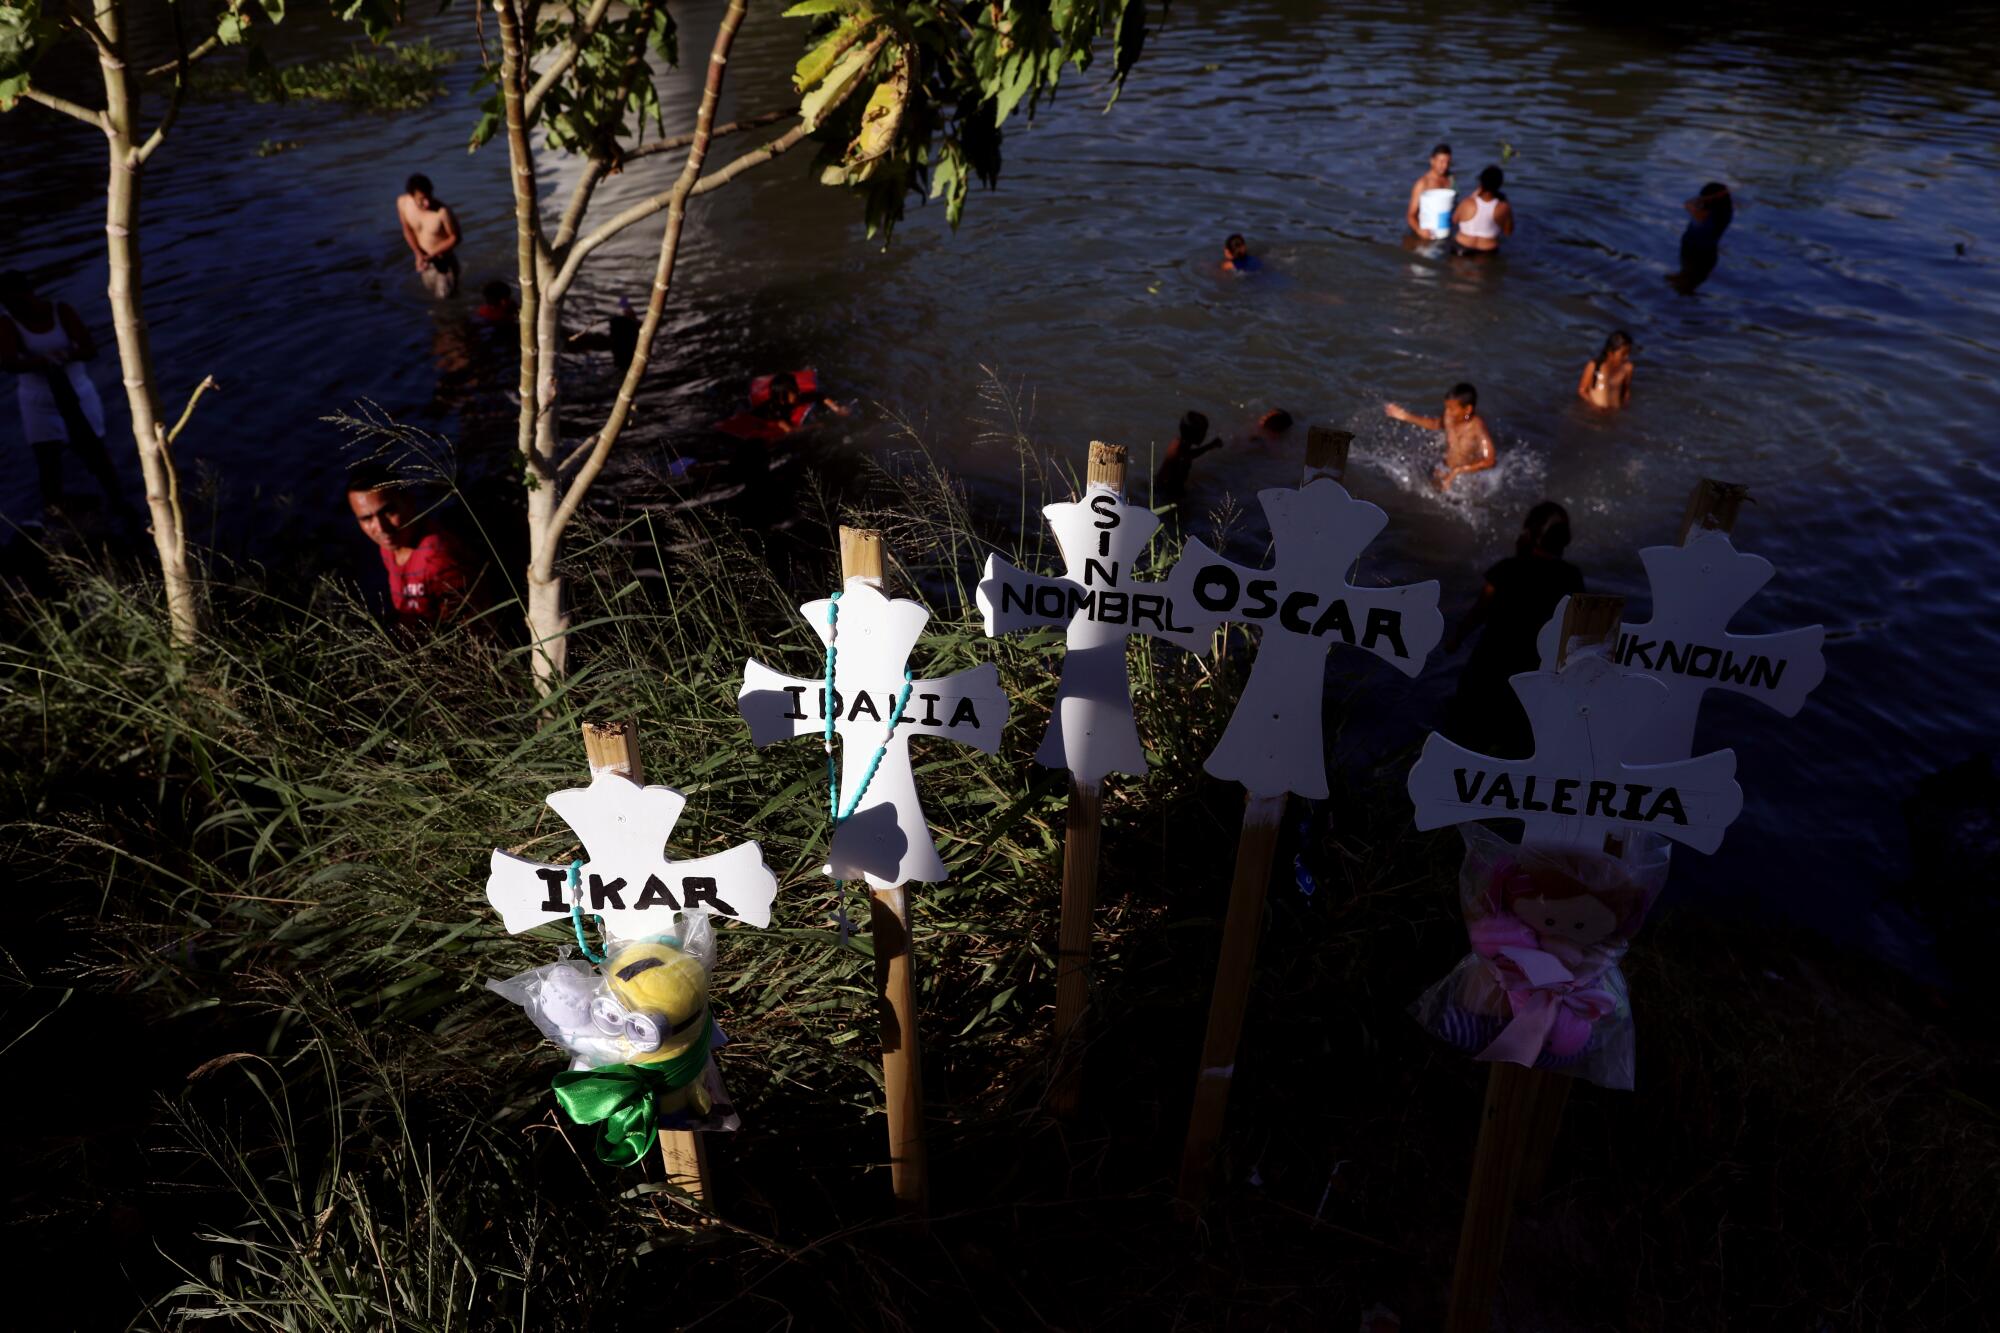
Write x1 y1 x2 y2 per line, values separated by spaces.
489 910 740 1135
1411 824 1671 1090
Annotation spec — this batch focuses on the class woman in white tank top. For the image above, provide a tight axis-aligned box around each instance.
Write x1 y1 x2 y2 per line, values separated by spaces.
0 270 126 513
1453 165 1515 252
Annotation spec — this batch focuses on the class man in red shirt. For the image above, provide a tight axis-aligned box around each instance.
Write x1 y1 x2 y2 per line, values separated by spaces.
345 467 485 629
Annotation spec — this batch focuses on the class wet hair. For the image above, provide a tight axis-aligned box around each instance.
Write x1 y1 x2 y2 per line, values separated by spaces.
1446 382 1478 408
1697 181 1733 226
405 173 434 196
1517 500 1572 558
1431 142 1452 158
1179 410 1210 444
1477 165 1504 197
1260 408 1293 433
482 280 511 306
1597 329 1633 364
345 460 399 495
1224 234 1247 256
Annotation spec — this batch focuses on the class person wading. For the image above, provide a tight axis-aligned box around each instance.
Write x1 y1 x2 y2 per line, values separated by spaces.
397 174 463 300
0 269 132 521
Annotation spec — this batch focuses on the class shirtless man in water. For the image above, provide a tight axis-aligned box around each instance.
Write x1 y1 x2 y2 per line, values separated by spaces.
397 174 461 299
1405 143 1453 238
1384 382 1496 491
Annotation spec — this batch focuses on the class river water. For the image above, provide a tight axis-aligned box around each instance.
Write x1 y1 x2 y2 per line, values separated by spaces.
5 0 1998 967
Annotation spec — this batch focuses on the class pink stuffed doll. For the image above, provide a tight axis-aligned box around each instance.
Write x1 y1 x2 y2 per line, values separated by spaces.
1467 852 1649 1062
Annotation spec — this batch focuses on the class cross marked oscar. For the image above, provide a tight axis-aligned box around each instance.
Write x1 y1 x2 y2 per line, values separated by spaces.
1160 428 1444 1205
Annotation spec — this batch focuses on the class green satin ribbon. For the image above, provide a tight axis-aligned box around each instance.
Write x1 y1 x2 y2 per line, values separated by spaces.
550 1024 714 1167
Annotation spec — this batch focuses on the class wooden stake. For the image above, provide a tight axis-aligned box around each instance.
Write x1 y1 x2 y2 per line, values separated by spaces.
1050 779 1102 1116
1513 1075 1571 1203
1177 790 1286 1205
1677 479 1750 544
839 526 929 1213
1304 426 1353 484
1047 443 1128 1118
579 720 713 1203
1554 594 1624 668
1494 595 1624 1203
1085 438 1127 487
1446 1063 1544 1332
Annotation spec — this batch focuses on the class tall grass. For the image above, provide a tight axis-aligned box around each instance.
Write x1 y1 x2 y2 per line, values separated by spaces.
2 427 1996 1330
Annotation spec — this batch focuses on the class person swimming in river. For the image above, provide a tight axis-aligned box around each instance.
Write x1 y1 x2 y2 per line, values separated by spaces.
1406 142 1454 238
1670 182 1733 293
1442 500 1585 757
474 281 516 325
1221 234 1261 273
1384 382 1496 491
1155 410 1224 504
1452 166 1514 254
715 370 852 443
1577 330 1636 410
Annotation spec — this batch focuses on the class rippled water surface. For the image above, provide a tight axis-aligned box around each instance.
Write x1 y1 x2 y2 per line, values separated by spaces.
6 0 1999 963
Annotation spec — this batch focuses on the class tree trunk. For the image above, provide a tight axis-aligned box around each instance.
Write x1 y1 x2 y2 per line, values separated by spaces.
98 0 196 644
495 0 564 685
526 298 568 682
498 0 754 689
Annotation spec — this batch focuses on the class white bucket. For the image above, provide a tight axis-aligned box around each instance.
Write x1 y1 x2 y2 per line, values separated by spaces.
1419 188 1456 238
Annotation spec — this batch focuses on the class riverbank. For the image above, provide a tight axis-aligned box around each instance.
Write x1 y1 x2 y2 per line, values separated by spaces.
1 463 1993 1330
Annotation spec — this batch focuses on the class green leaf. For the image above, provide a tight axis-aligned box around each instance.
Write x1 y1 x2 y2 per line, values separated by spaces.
991 51 1035 127
257 0 286 23
0 1 59 108
793 13 868 93
338 0 401 44
216 11 249 45
799 34 874 130
782 0 849 15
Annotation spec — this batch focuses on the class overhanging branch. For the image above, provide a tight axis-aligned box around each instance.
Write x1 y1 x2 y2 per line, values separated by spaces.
524 0 615 122
552 110 809 295
24 87 109 130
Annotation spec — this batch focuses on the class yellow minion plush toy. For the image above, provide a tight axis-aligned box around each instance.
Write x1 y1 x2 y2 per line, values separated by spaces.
599 939 713 1114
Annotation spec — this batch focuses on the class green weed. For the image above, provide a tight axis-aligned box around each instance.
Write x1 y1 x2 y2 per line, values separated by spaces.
194 41 454 112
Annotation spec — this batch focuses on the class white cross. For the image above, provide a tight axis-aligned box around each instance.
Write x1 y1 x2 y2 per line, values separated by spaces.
738 579 1010 888
1537 530 1825 763
486 769 781 934
1158 478 1444 799
976 482 1194 787
1407 651 1744 853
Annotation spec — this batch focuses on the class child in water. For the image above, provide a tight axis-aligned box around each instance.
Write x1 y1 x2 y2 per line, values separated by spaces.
1155 410 1224 503
1670 182 1733 293
1221 234 1261 273
1384 383 1496 491
1576 330 1635 410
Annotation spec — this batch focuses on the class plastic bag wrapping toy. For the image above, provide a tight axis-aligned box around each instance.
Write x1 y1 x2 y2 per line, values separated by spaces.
1411 823 1671 1090
489 910 739 1166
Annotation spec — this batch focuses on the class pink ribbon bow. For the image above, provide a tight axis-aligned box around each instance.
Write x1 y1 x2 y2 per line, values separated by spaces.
1477 945 1618 1066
